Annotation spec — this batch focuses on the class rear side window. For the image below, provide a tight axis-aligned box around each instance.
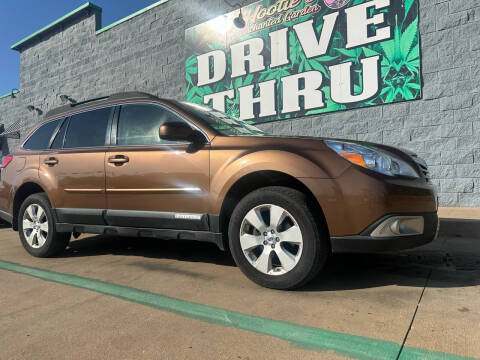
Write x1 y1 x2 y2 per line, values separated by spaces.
64 107 112 148
23 119 60 150
117 104 191 146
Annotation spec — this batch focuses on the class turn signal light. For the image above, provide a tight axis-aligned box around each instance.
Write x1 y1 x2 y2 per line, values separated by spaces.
1 155 13 169
339 153 367 168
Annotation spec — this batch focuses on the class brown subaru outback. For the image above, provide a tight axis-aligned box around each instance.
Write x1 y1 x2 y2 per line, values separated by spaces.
0 92 438 289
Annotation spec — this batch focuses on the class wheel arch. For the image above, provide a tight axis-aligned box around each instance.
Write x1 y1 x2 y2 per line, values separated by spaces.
12 182 47 231
218 170 329 251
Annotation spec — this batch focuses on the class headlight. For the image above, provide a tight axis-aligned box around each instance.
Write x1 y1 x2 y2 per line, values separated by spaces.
324 140 419 178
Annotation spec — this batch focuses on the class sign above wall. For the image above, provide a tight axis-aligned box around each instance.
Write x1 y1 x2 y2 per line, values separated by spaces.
185 0 421 124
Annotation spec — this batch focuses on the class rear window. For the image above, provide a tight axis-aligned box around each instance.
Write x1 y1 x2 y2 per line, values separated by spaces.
63 107 112 148
23 119 61 150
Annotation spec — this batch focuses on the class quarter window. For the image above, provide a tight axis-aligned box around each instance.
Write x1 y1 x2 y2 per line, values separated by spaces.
117 104 191 146
23 119 61 150
64 107 112 148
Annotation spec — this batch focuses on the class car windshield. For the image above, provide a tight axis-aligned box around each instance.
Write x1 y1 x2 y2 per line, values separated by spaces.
172 101 267 136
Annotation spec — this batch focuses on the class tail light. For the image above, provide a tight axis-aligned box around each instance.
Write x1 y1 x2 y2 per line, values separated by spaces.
1 155 13 169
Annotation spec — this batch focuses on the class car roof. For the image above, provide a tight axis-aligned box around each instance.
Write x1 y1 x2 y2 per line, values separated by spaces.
45 92 161 119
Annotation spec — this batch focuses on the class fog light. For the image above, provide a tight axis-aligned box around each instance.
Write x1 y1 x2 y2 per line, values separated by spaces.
370 216 424 238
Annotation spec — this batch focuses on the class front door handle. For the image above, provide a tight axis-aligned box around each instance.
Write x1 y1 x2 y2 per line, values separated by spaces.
44 157 58 166
108 155 129 166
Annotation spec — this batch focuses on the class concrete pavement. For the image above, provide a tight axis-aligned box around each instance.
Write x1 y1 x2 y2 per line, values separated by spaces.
0 225 478 359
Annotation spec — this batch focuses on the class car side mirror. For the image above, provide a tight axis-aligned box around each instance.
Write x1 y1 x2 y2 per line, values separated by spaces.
159 122 197 142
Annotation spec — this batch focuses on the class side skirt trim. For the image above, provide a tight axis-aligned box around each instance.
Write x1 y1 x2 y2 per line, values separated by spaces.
0 209 13 224
104 209 209 231
55 208 105 225
56 223 224 250
53 208 212 231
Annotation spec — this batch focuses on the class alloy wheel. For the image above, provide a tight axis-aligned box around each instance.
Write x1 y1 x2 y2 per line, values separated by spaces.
239 204 303 276
23 204 49 249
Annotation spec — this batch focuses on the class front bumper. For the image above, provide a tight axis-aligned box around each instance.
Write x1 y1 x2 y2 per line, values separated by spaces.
300 163 438 237
330 212 439 253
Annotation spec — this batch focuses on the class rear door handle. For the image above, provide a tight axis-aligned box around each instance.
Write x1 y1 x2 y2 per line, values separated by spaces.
44 157 58 166
108 155 129 165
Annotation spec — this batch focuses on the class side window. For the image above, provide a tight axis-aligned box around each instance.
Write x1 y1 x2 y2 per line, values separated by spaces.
64 107 112 148
117 104 191 146
23 119 60 150
50 118 68 149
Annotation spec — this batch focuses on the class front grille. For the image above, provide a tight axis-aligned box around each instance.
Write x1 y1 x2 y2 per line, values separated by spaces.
411 154 430 182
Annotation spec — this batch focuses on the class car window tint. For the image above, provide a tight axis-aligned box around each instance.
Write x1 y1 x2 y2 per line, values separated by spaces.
50 118 68 149
64 107 111 148
117 104 190 146
23 119 60 150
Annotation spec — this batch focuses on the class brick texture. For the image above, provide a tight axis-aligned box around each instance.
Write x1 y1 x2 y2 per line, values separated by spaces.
0 0 479 207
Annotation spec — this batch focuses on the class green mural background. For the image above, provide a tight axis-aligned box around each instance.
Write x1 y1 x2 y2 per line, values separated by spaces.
185 0 421 124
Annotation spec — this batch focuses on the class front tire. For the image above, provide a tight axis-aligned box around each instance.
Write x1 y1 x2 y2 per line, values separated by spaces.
228 186 329 289
18 193 71 257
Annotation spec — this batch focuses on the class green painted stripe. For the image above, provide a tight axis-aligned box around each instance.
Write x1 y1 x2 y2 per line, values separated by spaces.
0 259 474 360
11 2 102 50
0 90 19 99
95 0 169 35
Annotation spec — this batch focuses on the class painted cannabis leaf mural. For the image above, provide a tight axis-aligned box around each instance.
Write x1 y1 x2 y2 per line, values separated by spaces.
185 0 421 124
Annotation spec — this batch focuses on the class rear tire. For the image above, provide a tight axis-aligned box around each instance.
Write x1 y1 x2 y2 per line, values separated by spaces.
18 193 71 258
228 186 329 290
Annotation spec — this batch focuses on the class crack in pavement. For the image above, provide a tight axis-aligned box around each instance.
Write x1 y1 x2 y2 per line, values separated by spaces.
396 268 433 360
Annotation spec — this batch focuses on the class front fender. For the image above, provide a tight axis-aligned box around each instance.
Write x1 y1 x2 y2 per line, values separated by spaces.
210 149 339 214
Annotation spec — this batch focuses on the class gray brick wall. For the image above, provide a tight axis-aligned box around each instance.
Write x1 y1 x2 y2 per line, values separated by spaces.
0 0 479 207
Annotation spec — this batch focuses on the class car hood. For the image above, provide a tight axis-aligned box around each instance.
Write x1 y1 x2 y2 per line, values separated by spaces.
211 134 421 170
214 134 416 156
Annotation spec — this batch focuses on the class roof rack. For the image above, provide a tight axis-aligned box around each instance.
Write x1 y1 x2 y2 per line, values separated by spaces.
45 92 159 119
